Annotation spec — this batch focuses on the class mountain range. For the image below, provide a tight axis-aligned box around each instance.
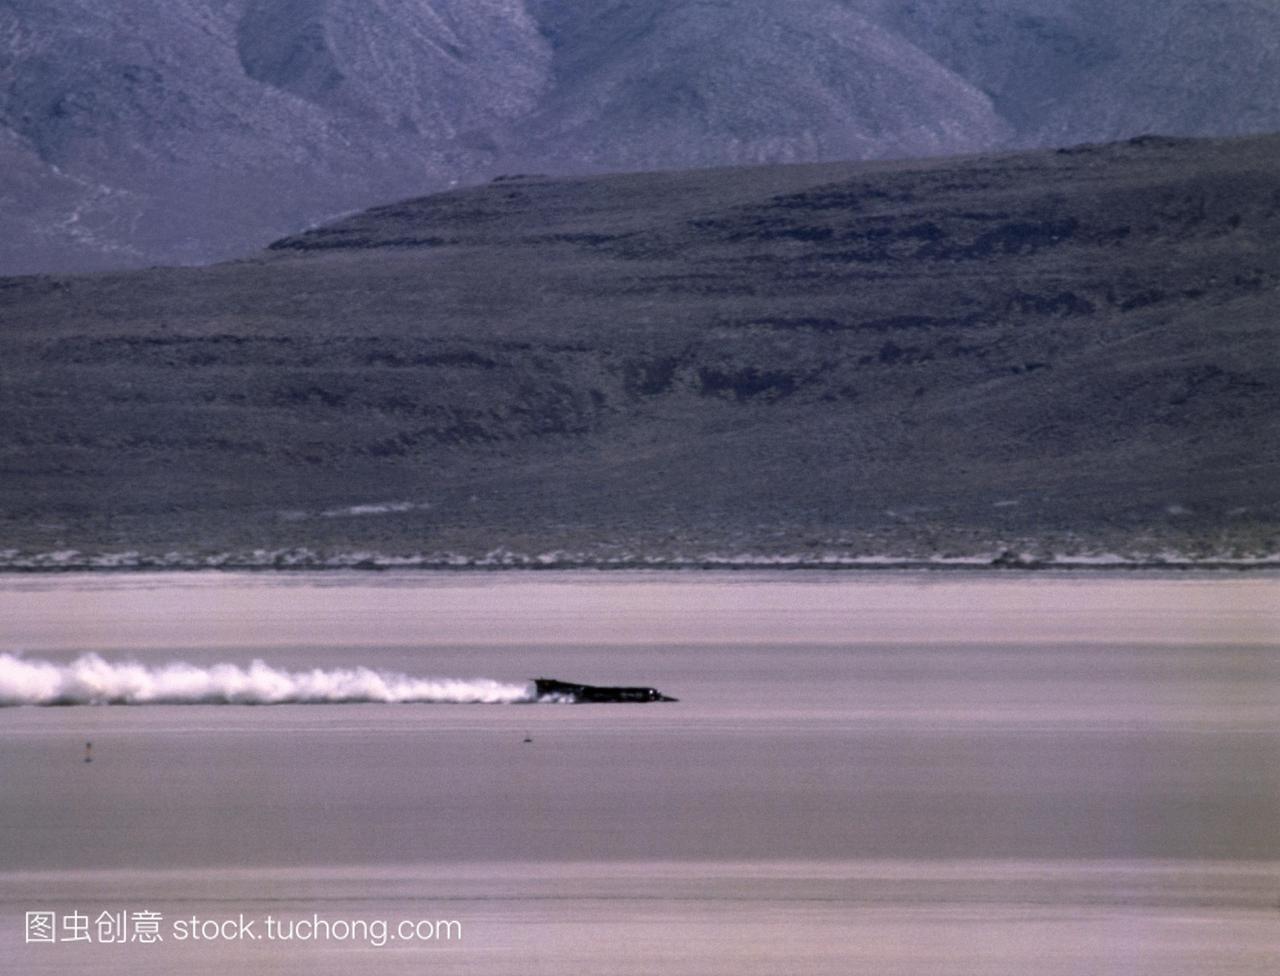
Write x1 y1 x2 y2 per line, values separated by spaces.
1 132 1276 567
2 0 1279 274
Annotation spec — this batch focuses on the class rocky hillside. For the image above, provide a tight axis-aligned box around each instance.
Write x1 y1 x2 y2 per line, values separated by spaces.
1 134 1277 567
2 0 1279 274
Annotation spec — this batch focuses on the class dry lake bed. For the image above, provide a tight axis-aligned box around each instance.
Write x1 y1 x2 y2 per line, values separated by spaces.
2 571 1277 974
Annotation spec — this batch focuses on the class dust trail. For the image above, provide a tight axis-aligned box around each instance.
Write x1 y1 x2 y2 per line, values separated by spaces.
0 653 538 705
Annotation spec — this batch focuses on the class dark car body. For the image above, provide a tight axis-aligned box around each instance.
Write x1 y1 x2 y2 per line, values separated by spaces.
533 678 678 703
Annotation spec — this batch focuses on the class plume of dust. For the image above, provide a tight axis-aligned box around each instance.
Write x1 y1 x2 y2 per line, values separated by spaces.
0 652 537 705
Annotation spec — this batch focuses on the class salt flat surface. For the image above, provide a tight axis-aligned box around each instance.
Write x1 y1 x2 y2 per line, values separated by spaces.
2 572 1277 973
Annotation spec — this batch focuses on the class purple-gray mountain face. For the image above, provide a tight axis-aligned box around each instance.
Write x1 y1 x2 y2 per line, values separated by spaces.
1 0 1279 275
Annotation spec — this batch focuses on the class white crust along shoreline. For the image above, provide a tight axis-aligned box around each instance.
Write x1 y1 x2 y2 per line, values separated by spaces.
1 547 1277 572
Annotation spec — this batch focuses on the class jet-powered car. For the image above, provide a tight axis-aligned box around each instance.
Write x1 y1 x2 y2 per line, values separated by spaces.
533 678 678 703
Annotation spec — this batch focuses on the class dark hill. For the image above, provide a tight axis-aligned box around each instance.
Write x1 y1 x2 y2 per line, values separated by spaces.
0 134 1277 568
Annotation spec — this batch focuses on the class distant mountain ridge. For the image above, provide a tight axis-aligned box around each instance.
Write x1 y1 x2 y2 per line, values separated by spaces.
2 0 1279 274
1 133 1276 567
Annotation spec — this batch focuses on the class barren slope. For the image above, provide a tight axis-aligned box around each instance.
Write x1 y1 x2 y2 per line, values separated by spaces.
0 134 1277 566
3 0 1280 274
